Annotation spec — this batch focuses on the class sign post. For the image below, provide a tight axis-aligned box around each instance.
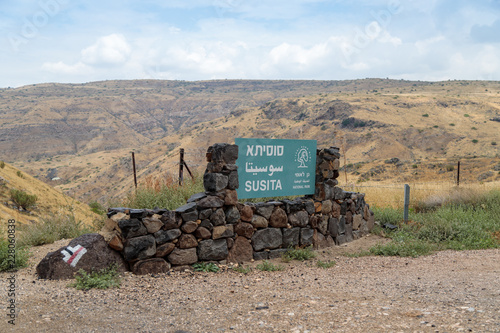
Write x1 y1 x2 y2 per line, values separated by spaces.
235 138 317 199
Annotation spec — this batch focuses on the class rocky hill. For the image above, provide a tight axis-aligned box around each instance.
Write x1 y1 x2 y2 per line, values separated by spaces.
1 79 499 204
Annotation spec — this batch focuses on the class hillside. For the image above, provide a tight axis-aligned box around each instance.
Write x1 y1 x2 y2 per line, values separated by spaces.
0 162 99 227
1 79 499 204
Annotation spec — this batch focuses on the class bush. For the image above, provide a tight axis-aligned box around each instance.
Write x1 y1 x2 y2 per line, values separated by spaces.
422 114 429 117
89 201 106 215
282 246 316 262
192 262 219 273
69 264 121 290
0 238 30 272
10 189 38 210
0 161 5 169
256 260 284 271
16 171 24 178
316 260 336 269
232 265 252 274
18 213 92 247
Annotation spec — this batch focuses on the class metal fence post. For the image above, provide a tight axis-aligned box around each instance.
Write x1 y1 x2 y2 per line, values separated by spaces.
404 184 410 223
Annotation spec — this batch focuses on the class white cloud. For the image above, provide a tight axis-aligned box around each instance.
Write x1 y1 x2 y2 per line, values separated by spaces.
41 61 89 75
81 34 131 66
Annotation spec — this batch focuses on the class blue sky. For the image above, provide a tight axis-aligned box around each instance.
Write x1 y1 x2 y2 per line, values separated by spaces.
1 0 499 88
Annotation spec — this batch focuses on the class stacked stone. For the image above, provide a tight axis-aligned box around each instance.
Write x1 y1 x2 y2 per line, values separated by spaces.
107 143 375 275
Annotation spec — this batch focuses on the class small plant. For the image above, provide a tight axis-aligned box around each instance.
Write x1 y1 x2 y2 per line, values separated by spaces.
433 125 439 128
449 123 455 126
445 165 455 172
192 262 219 273
282 246 317 262
491 142 497 146
89 201 106 215
412 164 418 169
0 238 30 272
471 127 477 130
232 265 252 274
10 189 38 210
69 264 121 290
316 260 336 269
16 171 24 178
472 139 478 144
464 114 470 117
422 113 429 117
0 161 5 169
18 213 92 247
256 260 284 272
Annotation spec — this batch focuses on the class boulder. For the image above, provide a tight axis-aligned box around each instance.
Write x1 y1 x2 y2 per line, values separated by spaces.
251 214 268 228
197 195 225 209
282 227 300 248
36 233 128 280
252 228 282 251
181 221 199 234
269 207 288 228
123 235 156 261
142 216 163 234
212 225 234 239
194 226 212 240
155 242 175 257
288 211 309 227
178 234 198 249
168 248 198 266
118 218 147 239
255 203 274 219
197 239 228 261
132 258 170 275
300 228 314 247
210 208 226 226
239 205 253 222
234 222 254 238
154 229 181 245
227 237 253 263
225 206 240 224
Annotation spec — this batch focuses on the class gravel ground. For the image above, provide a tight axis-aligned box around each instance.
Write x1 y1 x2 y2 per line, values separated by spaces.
1 235 499 333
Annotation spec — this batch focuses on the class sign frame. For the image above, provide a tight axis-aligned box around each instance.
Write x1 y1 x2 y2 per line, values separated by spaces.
235 138 317 199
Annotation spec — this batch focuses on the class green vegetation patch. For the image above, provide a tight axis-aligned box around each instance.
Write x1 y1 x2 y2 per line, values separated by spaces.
282 246 316 262
69 264 121 290
369 189 500 257
192 262 219 273
256 260 284 271
316 260 336 269
10 189 38 210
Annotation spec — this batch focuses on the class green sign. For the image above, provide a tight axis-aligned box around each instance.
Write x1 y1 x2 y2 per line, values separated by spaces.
235 138 317 199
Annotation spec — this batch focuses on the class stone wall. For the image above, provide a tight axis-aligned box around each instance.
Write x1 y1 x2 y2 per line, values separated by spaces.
106 143 374 274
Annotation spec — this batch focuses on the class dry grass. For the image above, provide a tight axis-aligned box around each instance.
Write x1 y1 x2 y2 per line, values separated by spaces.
342 180 500 209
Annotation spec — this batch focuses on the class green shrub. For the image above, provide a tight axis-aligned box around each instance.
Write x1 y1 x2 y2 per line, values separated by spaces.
491 141 497 146
10 189 38 210
16 171 24 178
192 262 219 273
232 265 252 274
256 260 284 271
89 201 106 215
0 161 5 169
19 213 92 247
0 238 30 272
449 123 455 126
316 260 336 268
69 264 121 290
422 114 429 117
282 246 316 262
472 139 478 144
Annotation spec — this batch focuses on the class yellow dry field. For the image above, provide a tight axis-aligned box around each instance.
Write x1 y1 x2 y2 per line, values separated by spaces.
342 180 500 209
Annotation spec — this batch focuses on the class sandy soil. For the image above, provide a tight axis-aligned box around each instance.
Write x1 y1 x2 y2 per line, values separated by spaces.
1 235 499 333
